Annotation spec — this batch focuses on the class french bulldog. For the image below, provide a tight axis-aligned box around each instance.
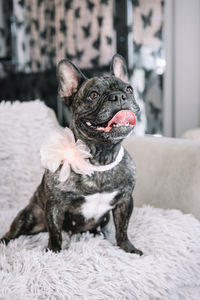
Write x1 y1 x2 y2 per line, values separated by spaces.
0 54 142 255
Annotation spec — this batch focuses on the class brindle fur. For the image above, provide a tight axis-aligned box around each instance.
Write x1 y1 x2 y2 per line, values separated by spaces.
0 54 143 255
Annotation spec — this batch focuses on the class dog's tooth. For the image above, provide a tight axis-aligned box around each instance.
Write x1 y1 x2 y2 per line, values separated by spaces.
86 121 91 126
72 220 76 226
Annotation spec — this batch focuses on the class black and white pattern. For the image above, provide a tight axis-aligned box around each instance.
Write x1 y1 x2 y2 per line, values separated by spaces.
0 0 12 60
0 0 164 135
132 0 165 135
0 1 7 59
4 0 116 72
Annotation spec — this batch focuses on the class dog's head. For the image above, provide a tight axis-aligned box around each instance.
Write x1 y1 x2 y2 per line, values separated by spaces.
57 54 140 143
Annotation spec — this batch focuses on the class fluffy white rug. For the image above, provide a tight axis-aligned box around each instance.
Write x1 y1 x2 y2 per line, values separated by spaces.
0 101 200 299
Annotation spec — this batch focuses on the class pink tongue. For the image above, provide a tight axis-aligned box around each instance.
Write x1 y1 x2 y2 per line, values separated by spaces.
107 110 136 127
97 110 136 133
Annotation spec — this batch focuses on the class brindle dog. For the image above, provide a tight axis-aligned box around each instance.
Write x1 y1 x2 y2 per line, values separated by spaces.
0 54 142 255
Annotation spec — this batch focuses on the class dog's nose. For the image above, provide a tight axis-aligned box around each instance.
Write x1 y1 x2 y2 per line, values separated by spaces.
109 93 127 101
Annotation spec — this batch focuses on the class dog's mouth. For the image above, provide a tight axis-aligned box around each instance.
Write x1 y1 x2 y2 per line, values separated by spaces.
84 110 136 133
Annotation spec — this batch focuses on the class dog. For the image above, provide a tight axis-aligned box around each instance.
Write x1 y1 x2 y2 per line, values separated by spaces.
0 54 143 255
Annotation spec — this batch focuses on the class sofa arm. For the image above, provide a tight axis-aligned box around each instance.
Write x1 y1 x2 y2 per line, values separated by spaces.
123 136 200 220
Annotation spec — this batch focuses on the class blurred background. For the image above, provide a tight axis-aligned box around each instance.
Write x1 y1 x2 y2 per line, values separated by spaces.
0 0 199 137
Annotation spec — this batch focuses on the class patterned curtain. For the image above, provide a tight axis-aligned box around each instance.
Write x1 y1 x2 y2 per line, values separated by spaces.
0 0 164 136
12 0 116 72
0 0 7 59
13 0 30 71
132 0 165 135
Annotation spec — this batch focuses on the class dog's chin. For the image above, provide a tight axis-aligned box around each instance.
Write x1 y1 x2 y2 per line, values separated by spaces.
77 110 136 143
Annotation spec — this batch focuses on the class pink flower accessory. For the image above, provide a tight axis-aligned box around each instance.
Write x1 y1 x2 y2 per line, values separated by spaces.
40 127 124 182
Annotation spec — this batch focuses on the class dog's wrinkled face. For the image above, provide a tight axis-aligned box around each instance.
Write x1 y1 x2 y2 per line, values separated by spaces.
57 54 140 142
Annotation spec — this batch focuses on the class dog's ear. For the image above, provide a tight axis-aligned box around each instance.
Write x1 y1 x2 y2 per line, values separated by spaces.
110 54 129 83
57 59 86 102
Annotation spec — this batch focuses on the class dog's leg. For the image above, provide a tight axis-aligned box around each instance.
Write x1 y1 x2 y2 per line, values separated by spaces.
112 196 143 255
0 203 46 245
45 202 65 252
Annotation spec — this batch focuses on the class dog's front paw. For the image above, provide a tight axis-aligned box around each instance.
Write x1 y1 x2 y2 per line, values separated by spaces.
46 242 62 253
118 240 143 256
130 247 143 256
45 246 61 253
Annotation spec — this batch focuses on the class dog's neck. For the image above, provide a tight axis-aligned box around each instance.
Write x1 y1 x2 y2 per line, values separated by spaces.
71 124 122 166
86 141 122 166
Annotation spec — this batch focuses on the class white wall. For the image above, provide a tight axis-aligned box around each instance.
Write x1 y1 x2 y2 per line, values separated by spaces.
163 0 200 137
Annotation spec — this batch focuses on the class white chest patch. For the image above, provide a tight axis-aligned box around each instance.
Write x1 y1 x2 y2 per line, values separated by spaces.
81 191 118 221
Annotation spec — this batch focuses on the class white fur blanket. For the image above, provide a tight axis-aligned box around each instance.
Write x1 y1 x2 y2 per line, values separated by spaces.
0 101 200 299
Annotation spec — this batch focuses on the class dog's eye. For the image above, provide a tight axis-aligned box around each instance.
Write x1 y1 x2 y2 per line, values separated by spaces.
89 91 99 100
126 86 133 94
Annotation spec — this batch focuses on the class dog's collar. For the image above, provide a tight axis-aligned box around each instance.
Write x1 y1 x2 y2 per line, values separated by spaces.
40 127 124 182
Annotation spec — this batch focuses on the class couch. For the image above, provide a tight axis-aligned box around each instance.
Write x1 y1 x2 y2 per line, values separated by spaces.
124 136 200 220
0 100 199 299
